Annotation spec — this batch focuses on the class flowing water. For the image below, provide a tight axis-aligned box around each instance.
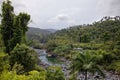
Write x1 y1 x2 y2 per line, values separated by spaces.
34 49 71 79
34 48 120 80
34 49 52 65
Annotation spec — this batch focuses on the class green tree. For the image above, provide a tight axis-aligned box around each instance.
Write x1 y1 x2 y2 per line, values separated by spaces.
10 15 22 51
18 13 30 43
1 0 30 53
10 13 30 51
71 52 105 80
1 0 14 53
10 44 37 71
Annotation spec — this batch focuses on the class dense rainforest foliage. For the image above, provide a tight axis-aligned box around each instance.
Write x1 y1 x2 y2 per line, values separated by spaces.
0 0 120 80
0 0 65 80
46 16 120 73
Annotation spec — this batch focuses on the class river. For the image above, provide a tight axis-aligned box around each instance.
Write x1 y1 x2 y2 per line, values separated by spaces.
34 49 120 80
34 49 71 79
34 49 52 66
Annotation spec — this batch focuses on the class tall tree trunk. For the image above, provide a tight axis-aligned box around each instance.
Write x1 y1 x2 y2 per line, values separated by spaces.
85 70 87 80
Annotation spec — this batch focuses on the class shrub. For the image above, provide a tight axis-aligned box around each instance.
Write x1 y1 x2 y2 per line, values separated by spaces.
10 44 37 71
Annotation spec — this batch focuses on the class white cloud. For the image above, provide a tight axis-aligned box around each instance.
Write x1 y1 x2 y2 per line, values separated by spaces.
0 0 120 29
97 0 120 16
59 8 81 16
47 14 76 29
48 14 75 24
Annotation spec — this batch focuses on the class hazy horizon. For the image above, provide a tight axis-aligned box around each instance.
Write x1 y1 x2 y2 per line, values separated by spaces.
0 0 120 29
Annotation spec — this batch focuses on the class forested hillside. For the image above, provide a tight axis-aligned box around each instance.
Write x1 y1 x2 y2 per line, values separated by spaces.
0 0 120 80
0 1 64 80
26 27 54 43
46 16 120 73
26 27 56 49
50 16 120 44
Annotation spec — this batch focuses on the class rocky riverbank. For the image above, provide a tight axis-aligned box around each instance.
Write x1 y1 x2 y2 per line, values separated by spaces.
34 48 120 80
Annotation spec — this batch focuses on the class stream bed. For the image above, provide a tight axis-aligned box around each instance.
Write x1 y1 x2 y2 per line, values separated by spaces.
34 49 120 80
34 49 71 79
34 49 64 66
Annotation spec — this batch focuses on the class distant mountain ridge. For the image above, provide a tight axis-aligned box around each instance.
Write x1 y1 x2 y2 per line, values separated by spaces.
45 29 57 33
26 27 57 43
27 27 57 35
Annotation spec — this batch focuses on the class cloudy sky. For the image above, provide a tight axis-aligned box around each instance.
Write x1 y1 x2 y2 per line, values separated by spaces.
0 0 120 29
